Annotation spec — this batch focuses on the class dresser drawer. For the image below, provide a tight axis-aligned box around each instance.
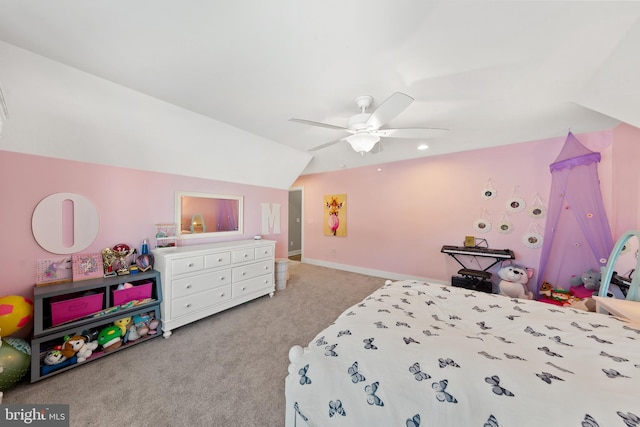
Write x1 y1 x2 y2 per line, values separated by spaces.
232 260 273 282
172 269 232 299
171 285 232 318
232 274 273 297
204 251 231 269
254 245 274 259
232 248 255 263
171 256 204 275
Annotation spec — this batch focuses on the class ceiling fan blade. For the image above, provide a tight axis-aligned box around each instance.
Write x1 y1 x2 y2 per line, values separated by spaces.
308 139 344 152
372 140 384 154
374 128 449 139
366 92 413 130
289 118 347 131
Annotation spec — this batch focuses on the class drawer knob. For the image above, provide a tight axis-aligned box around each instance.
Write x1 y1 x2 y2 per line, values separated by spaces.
242 287 246 291
220 293 225 297
188 263 194 267
186 284 192 289
244 254 248 258
186 303 192 308
218 258 222 262
220 276 225 281
242 272 246 276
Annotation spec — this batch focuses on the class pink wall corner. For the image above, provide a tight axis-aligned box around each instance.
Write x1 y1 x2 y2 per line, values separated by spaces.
0 150 288 300
294 130 616 289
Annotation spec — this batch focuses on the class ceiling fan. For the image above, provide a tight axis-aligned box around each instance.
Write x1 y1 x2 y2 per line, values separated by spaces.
289 92 448 154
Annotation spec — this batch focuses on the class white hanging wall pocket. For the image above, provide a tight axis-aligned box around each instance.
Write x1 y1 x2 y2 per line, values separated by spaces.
528 194 546 219
505 185 526 213
473 208 492 233
481 179 497 200
497 212 513 234
522 223 543 249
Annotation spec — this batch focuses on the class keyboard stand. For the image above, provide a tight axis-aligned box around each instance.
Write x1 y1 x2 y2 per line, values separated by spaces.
440 245 515 272
441 245 515 293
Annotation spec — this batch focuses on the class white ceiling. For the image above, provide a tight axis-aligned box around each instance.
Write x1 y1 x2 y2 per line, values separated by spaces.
1 1 639 178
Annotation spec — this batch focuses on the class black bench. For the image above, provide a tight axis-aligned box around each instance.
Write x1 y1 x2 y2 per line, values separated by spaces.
451 269 493 293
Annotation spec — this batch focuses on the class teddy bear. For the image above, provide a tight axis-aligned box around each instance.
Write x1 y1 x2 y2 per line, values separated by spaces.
498 263 534 299
60 334 99 363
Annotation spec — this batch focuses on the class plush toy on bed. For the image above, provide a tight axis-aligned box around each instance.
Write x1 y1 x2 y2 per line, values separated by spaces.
497 264 534 299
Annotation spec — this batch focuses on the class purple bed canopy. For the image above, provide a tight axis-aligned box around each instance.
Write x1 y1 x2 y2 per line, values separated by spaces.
536 132 613 294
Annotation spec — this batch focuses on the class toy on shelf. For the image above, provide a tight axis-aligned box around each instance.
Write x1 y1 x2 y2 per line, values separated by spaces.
43 350 67 366
114 316 132 335
132 313 160 338
97 325 122 352
498 263 534 299
40 350 77 376
155 223 177 248
61 334 98 363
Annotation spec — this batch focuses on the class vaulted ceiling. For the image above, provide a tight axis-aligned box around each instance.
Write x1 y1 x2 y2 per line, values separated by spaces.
1 1 639 188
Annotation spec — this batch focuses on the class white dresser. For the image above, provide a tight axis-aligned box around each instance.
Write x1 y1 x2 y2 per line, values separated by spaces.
152 239 276 337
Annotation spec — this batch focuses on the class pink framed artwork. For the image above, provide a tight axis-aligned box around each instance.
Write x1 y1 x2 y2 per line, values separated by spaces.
72 252 104 281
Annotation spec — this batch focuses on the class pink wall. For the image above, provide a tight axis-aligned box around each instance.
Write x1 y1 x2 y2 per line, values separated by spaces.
611 123 640 236
294 130 620 287
0 151 288 300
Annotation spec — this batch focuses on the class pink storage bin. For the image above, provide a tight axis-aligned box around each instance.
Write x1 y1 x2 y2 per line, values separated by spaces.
112 281 152 306
51 293 104 326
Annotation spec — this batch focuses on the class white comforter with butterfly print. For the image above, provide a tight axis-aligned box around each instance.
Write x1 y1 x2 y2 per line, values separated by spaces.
285 280 640 427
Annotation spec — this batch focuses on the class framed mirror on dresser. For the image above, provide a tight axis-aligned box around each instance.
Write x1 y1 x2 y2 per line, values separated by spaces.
175 191 243 240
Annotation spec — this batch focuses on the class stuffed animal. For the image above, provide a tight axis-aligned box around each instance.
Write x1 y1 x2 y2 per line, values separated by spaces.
570 268 602 291
539 281 553 297
97 326 123 352
43 350 67 366
60 334 99 363
131 313 160 337
114 316 132 336
498 264 534 299
582 269 602 291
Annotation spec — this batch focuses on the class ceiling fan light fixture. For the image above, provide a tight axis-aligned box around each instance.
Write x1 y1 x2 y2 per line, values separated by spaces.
345 133 380 153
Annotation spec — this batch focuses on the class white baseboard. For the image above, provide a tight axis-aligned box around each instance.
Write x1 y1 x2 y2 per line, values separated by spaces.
288 249 301 257
301 257 449 286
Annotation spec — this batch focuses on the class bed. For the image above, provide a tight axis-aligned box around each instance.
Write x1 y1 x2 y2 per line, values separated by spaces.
285 279 640 426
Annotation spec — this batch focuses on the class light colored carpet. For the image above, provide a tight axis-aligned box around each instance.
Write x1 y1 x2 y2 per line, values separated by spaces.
5 262 387 427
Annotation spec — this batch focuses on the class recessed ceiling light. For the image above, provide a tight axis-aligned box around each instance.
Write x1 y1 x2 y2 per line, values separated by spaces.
418 144 429 150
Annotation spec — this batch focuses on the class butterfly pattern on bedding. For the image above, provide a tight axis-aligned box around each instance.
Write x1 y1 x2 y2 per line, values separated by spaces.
288 280 640 426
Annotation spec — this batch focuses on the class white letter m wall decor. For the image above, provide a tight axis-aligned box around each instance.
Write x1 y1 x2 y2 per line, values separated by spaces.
261 203 281 235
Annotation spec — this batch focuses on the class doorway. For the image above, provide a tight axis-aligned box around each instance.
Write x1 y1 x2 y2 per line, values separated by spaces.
288 187 303 261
